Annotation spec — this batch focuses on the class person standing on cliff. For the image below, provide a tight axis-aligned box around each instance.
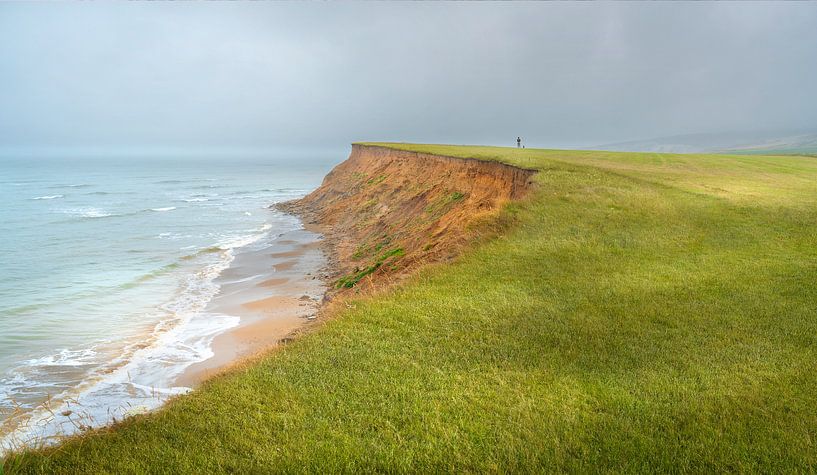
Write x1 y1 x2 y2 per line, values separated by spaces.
517 136 521 148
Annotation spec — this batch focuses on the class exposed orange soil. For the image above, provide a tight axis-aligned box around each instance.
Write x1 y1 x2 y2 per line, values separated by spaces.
279 144 536 294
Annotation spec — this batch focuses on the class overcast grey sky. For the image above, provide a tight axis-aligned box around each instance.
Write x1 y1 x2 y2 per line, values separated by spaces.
1 1 815 153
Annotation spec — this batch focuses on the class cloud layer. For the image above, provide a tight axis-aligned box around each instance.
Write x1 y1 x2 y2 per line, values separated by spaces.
1 2 815 151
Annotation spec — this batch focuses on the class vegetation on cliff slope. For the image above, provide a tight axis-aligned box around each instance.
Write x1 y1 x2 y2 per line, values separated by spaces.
5 144 817 472
286 142 535 293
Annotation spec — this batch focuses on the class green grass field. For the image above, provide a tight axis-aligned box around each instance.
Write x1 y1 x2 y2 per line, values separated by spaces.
4 144 817 473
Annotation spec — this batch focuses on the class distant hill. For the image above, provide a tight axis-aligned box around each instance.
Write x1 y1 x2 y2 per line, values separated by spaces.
593 130 817 155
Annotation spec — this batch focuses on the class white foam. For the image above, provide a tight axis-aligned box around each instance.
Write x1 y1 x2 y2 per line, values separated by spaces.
0 372 34 405
82 209 113 218
157 232 190 241
150 207 176 212
1 221 277 452
31 195 63 200
217 223 273 250
182 198 208 202
60 207 115 218
26 348 98 367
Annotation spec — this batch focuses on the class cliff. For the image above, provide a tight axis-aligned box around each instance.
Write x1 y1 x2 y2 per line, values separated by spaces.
279 144 536 292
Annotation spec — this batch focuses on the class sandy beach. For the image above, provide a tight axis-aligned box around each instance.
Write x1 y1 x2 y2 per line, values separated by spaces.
177 228 326 387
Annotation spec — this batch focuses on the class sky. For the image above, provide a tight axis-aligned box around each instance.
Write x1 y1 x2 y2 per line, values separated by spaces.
1 2 816 154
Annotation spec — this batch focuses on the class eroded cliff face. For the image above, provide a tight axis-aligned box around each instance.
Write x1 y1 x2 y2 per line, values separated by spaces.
280 144 536 292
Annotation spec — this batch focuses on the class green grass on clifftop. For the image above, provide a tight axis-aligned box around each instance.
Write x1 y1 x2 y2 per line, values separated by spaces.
5 145 817 472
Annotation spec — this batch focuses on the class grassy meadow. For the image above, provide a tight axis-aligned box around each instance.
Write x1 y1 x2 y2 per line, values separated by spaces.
4 144 817 472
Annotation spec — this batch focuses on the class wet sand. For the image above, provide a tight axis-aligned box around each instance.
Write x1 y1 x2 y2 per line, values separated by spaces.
176 228 326 387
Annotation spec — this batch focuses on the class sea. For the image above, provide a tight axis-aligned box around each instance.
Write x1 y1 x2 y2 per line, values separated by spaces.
0 153 333 449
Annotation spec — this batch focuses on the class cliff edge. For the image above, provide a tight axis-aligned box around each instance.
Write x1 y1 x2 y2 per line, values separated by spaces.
279 143 536 292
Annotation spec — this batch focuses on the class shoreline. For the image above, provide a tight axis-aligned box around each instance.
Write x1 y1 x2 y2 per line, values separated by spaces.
176 226 327 387
0 216 329 451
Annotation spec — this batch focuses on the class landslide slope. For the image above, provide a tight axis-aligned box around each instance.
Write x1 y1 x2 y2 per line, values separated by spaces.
282 143 535 291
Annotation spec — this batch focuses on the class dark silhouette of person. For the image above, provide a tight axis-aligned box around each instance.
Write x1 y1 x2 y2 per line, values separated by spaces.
517 137 521 148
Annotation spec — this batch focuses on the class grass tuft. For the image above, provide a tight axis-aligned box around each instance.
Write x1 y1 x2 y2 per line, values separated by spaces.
336 247 405 289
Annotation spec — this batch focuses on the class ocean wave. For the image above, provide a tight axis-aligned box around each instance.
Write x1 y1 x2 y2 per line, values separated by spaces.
116 262 181 290
176 224 273 262
66 208 115 218
84 210 114 218
31 195 64 200
83 191 137 196
149 207 176 212
0 254 243 449
54 208 138 222
181 197 208 202
0 221 278 450
48 184 90 189
26 348 98 367
230 188 305 196
180 246 221 260
0 373 36 408
191 184 226 190
217 223 273 250
1 302 50 317
56 207 116 219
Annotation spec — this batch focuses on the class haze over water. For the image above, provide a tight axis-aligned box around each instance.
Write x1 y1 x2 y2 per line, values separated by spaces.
0 154 331 446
